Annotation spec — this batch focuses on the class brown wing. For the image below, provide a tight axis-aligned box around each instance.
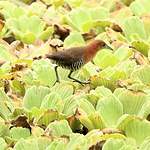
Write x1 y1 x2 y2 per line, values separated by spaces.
46 46 86 70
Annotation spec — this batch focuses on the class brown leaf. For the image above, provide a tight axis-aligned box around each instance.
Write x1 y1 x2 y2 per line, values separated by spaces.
117 80 128 88
10 115 31 132
0 13 4 20
53 24 70 41
63 2 72 11
3 80 10 93
82 30 97 41
0 19 4 31
49 38 64 52
130 50 150 65
10 40 24 51
111 23 123 32
101 128 123 135
89 141 105 150
11 63 28 72
114 1 125 11
0 60 6 66
3 36 16 44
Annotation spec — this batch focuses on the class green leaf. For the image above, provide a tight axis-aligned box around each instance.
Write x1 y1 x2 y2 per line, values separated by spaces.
64 32 85 48
40 92 64 112
117 115 150 145
96 95 123 127
0 124 9 137
28 2 47 17
131 65 150 84
65 133 88 150
39 26 54 41
0 138 7 150
37 137 52 150
23 86 50 109
37 109 59 126
11 80 25 96
14 139 39 150
93 50 119 69
64 8 91 31
46 120 72 137
6 15 49 44
131 40 150 56
90 7 109 20
86 130 125 148
130 0 150 16
78 112 106 130
51 83 73 99
63 96 79 116
140 137 150 150
103 139 126 150
103 138 137 150
0 89 13 120
0 44 15 62
22 32 36 44
32 60 56 87
117 89 148 115
78 98 95 115
114 46 133 61
0 1 26 19
123 16 147 41
10 127 31 140
46 139 66 150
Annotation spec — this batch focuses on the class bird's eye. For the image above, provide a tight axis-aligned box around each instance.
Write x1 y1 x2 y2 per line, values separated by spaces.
102 42 106 47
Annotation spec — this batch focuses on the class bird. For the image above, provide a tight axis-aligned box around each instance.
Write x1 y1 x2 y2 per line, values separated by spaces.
45 39 113 85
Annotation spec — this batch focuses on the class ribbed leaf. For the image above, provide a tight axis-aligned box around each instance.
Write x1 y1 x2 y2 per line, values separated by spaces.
32 60 56 87
40 92 64 113
86 130 125 148
46 120 72 137
140 137 150 150
0 138 7 150
10 127 31 140
78 112 106 130
117 89 148 115
37 110 59 126
23 86 50 109
93 50 119 69
117 115 150 145
14 139 39 150
46 140 66 150
102 139 136 150
130 0 150 16
37 137 52 150
131 65 150 84
64 32 85 48
96 95 123 127
123 16 147 41
51 83 73 100
65 133 88 150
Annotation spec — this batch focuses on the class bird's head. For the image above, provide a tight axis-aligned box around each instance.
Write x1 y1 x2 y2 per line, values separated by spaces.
89 39 113 51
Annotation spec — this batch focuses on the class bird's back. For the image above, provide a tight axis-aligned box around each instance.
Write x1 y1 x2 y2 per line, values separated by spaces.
46 46 86 71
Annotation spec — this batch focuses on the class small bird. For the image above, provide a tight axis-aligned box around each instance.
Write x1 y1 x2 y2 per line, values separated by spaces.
45 39 112 85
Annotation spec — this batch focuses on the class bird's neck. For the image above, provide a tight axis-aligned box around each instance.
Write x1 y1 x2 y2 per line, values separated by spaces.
88 42 100 51
84 43 100 63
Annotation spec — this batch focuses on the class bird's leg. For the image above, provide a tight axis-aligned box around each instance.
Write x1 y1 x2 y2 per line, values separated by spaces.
68 70 90 85
53 65 60 85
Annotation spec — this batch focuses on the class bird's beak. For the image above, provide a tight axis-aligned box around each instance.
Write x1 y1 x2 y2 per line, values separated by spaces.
104 44 113 50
